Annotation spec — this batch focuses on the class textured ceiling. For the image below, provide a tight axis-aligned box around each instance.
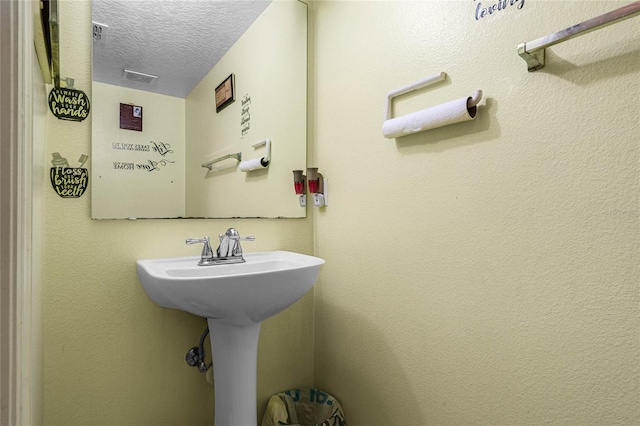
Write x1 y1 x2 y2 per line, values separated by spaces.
92 0 272 98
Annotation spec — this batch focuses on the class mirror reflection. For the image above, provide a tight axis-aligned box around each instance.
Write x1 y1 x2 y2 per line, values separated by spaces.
91 0 307 219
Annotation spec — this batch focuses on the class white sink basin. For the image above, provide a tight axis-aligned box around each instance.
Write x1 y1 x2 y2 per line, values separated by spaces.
137 251 324 326
137 249 324 425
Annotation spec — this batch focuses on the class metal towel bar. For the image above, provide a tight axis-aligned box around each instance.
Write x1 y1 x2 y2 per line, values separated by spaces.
518 1 640 71
201 152 242 170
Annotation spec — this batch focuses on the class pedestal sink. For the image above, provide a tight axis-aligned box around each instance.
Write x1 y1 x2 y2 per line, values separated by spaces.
136 251 324 426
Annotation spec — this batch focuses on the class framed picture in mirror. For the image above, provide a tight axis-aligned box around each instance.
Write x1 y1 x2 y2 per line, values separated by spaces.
120 103 143 131
215 74 235 113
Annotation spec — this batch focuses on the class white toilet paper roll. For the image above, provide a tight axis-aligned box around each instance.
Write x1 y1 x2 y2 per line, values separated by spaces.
382 94 479 139
239 157 269 172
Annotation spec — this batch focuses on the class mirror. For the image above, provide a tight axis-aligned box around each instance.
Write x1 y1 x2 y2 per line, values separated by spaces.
91 0 307 219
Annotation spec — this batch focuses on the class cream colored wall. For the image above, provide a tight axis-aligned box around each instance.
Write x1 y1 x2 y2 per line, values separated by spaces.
40 0 640 424
311 1 639 425
42 1 314 424
185 0 307 218
91 83 186 219
31 40 48 426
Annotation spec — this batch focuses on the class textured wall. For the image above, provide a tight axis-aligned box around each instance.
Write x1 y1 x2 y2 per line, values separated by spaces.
41 1 314 424
311 1 639 425
40 1 640 424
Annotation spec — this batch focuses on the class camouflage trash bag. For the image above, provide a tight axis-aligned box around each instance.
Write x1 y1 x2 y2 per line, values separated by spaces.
262 388 346 426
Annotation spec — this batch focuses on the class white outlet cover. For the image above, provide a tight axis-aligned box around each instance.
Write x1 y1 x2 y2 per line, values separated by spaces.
92 22 108 46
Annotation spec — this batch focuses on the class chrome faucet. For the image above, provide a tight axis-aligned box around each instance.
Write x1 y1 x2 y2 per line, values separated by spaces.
186 228 255 266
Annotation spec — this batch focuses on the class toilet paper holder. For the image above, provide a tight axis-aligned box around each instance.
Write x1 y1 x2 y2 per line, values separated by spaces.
384 72 447 122
383 71 483 139
239 138 271 172
252 138 270 165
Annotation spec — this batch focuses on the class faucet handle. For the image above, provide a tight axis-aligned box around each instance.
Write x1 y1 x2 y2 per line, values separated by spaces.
186 236 209 244
186 236 214 261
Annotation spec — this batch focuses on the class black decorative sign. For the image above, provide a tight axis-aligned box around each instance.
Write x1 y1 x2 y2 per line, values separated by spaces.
48 87 90 121
49 153 89 198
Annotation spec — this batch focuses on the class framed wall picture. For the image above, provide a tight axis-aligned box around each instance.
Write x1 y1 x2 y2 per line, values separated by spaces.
120 103 143 131
215 74 235 113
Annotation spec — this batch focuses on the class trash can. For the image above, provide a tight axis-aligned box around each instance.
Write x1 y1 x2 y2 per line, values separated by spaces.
262 388 346 426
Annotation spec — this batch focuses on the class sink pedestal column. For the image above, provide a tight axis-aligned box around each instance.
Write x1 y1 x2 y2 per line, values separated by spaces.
207 319 261 426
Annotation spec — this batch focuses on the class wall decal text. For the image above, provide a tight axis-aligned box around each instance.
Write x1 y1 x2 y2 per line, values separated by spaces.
474 0 525 20
110 141 175 172
112 159 175 172
241 94 251 137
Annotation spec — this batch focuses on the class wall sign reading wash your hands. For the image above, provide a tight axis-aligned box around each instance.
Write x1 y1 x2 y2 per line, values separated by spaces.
48 87 90 121
474 0 525 20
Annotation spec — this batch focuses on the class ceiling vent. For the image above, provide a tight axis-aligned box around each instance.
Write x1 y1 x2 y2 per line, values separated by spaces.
122 69 157 85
